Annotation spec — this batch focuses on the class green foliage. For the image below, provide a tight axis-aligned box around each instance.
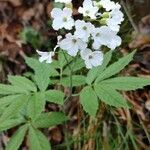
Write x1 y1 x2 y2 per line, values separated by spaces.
95 50 136 83
27 93 45 121
0 118 25 132
0 63 66 149
80 86 98 117
100 77 150 91
45 90 64 105
60 75 86 87
28 126 51 150
33 112 68 128
94 84 129 108
25 57 58 91
8 75 37 92
6 124 28 150
2 49 150 150
80 51 150 116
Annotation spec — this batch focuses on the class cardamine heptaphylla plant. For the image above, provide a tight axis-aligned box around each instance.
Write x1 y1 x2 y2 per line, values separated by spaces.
0 0 150 150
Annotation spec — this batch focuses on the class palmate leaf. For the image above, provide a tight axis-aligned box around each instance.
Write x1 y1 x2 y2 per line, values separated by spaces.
0 94 29 122
60 75 86 87
45 90 64 105
95 50 136 83
63 58 85 75
80 86 99 117
6 124 28 150
58 50 73 68
25 57 58 91
28 126 51 150
8 75 37 92
27 92 45 121
0 117 25 132
0 84 29 95
33 112 68 128
94 84 129 108
86 51 112 85
0 95 22 109
100 77 150 91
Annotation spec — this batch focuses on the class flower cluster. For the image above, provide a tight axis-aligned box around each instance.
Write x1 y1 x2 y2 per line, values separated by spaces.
37 0 124 69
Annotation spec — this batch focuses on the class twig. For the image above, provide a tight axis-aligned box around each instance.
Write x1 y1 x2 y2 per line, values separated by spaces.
120 0 139 33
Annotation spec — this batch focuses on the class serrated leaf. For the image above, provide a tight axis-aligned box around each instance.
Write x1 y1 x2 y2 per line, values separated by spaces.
34 112 68 128
0 95 29 122
25 57 58 91
60 75 86 87
28 126 51 150
95 50 136 83
94 84 129 108
58 51 73 68
100 77 150 91
8 75 37 92
45 90 64 105
0 118 25 132
86 51 112 85
6 124 28 150
0 84 29 95
27 92 45 121
80 86 98 117
63 58 85 75
0 95 22 109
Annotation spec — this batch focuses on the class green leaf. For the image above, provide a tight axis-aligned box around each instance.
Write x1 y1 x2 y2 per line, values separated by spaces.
80 86 98 117
0 84 29 95
60 75 86 87
8 75 37 92
63 58 85 75
0 95 29 122
28 126 51 150
94 84 129 108
0 95 22 109
45 90 64 105
100 77 150 91
0 118 25 132
25 57 58 91
58 51 73 68
27 92 45 120
34 112 68 128
86 51 112 85
95 50 136 83
6 124 28 150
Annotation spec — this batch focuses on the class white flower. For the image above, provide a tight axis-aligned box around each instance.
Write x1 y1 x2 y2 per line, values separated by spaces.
74 20 95 42
55 0 71 3
59 33 87 56
51 7 74 30
106 8 124 32
80 48 104 69
54 36 62 51
37 50 55 63
92 26 122 50
100 0 121 11
78 0 99 19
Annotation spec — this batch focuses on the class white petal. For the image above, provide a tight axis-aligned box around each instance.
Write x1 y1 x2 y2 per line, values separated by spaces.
52 18 63 30
63 18 74 30
51 8 62 18
63 7 72 17
85 59 92 69
59 38 72 50
67 45 79 56
90 51 103 66
80 48 92 60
